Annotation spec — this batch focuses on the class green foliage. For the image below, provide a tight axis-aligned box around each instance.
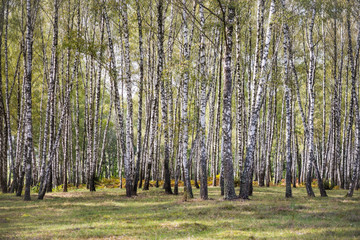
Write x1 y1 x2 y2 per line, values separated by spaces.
323 179 335 190
31 183 40 193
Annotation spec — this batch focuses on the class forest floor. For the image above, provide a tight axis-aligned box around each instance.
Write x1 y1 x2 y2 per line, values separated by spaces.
0 183 359 240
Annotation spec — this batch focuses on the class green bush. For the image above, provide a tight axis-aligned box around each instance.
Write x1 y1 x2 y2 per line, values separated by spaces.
323 179 335 190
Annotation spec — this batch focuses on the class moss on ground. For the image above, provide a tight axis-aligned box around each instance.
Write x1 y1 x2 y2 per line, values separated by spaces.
0 185 359 239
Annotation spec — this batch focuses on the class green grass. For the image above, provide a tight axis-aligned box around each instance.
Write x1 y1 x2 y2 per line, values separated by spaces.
0 185 359 239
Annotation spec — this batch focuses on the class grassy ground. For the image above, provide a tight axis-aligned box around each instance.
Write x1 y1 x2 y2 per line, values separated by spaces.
0 184 359 240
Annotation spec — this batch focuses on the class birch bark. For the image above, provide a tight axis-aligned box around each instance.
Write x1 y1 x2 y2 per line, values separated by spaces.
240 0 275 199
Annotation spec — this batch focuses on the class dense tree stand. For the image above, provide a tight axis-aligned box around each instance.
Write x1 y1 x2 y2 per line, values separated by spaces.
0 0 359 202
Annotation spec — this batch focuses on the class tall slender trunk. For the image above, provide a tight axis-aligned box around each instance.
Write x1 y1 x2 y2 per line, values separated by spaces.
346 1 360 197
14 77 25 195
180 0 193 198
62 5 73 192
133 0 144 194
98 96 113 178
74 2 81 187
89 15 104 192
250 0 265 115
240 0 275 199
305 5 317 198
103 3 128 196
143 4 160 192
335 25 345 187
4 0 13 192
305 3 327 197
7 52 21 191
198 1 208 200
23 0 35 201
120 0 134 196
281 0 292 198
221 0 237 200
38 0 59 195
0 0 8 194
214 41 223 187
321 11 327 179
157 0 172 194
282 24 291 198
174 86 181 194
236 8 246 182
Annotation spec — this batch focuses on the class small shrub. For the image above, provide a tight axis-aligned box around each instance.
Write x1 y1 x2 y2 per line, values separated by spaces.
323 179 335 190
31 183 40 193
234 177 240 187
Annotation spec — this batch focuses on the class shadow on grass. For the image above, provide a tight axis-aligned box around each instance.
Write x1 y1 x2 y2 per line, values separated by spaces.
0 186 359 239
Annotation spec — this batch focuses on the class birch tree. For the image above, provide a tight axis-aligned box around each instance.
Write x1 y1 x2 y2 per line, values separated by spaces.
281 0 292 198
305 2 327 197
23 0 36 201
121 0 134 195
220 0 237 200
198 0 208 200
240 0 275 200
180 0 193 198
0 0 8 194
158 0 172 194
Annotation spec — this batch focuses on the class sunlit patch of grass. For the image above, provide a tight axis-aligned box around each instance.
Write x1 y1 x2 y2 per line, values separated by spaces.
0 185 359 239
